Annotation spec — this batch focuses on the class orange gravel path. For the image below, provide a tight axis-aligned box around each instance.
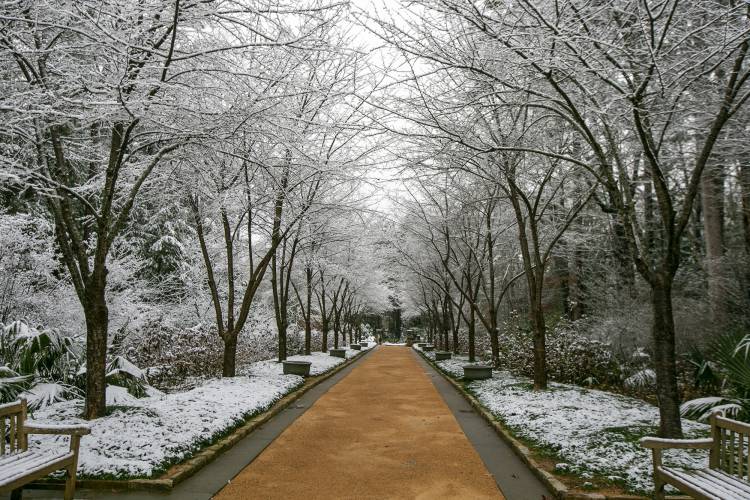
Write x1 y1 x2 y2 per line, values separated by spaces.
213 346 504 500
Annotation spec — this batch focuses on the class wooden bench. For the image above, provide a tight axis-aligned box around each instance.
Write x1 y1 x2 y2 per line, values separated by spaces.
641 411 750 499
0 399 90 500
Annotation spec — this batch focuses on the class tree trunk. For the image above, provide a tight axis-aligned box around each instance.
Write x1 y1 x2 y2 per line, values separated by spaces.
333 321 339 348
611 218 636 294
530 300 548 390
83 284 108 420
393 307 402 340
222 334 238 377
651 275 684 438
568 246 585 321
451 323 459 354
468 305 476 362
489 325 500 367
321 322 329 353
701 163 727 328
740 161 750 301
304 268 312 355
277 319 287 362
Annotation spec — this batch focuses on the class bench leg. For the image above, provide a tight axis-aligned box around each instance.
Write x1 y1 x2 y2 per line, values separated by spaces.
654 475 666 500
63 464 77 500
10 488 22 500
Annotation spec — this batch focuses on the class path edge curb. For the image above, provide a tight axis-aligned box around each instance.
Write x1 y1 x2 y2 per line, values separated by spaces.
414 349 691 500
29 346 376 493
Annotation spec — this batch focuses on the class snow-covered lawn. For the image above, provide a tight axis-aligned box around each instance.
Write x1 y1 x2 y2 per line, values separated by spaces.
423 352 487 378
419 348 709 494
242 347 372 377
27 348 370 479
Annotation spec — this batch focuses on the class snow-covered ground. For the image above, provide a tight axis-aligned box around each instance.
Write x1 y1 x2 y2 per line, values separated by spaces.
242 349 367 377
417 347 709 494
27 347 371 479
417 350 487 378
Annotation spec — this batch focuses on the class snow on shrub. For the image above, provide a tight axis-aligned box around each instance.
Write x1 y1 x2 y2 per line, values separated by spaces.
0 365 32 403
624 369 656 389
680 396 742 422
22 382 81 410
125 312 335 390
495 313 621 386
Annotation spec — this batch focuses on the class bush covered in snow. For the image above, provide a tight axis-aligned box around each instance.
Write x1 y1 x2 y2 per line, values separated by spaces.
496 312 621 386
123 321 225 388
123 310 337 390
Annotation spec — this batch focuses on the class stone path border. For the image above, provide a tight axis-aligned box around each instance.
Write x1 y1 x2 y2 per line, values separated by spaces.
414 349 692 500
26 347 375 495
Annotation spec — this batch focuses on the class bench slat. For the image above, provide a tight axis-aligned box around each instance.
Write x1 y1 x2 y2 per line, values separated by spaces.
716 415 750 434
661 467 749 500
0 450 74 488
697 469 750 493
9 414 16 453
1 416 5 455
0 401 24 416
659 467 723 500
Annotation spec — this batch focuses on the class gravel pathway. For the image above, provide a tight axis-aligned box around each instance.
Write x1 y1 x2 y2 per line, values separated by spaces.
214 346 504 499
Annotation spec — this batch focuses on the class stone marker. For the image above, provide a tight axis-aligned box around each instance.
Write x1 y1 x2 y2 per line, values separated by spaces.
462 365 493 380
329 348 346 358
422 344 435 352
435 351 452 361
351 344 362 350
283 360 312 377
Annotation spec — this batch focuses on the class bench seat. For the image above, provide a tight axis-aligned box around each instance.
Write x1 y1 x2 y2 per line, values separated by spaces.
641 412 750 499
660 466 750 500
0 399 89 499
0 450 75 490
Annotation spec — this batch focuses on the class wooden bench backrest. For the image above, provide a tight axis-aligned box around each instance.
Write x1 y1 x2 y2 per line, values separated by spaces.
710 412 750 480
0 399 27 455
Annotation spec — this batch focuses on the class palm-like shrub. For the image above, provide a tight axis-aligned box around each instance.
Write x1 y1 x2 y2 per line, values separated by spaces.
0 365 32 403
105 356 149 398
0 320 82 408
0 320 151 409
3 320 79 381
681 331 750 422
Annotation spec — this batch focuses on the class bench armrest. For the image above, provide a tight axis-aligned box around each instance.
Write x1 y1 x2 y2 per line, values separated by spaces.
639 437 713 449
24 423 91 436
